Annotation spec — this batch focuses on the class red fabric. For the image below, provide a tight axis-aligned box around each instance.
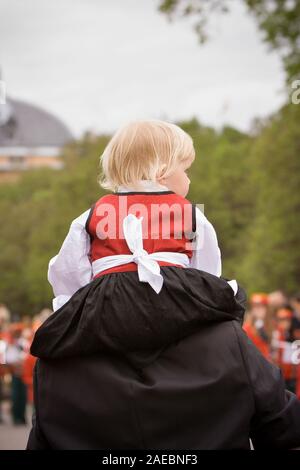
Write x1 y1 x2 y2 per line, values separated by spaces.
87 192 195 277
273 327 297 381
243 323 271 361
0 331 11 377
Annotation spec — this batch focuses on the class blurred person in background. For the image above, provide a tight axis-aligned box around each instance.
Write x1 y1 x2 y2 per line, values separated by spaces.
243 293 272 360
272 307 297 394
290 293 300 341
268 290 288 310
0 304 11 424
289 294 300 399
18 312 49 409
21 309 51 407
6 323 27 425
268 290 288 326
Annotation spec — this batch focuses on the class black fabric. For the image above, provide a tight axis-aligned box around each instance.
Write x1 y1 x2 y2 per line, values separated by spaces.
27 268 300 450
85 203 95 244
191 202 197 234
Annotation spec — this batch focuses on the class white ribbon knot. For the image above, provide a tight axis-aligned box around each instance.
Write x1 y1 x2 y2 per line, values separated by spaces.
132 248 148 264
123 214 164 294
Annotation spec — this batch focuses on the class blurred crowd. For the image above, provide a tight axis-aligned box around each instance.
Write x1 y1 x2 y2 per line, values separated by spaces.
0 290 300 426
0 305 51 425
243 291 300 397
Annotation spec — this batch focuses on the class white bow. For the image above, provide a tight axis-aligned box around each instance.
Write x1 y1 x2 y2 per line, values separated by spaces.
123 214 164 294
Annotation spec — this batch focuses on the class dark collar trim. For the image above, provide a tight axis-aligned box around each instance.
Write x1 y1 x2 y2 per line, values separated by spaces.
85 203 96 242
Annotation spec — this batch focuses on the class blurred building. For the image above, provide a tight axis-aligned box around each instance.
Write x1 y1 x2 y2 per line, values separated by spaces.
0 97 73 182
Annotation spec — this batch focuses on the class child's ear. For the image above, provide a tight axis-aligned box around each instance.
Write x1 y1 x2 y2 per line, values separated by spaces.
156 164 167 181
157 175 167 186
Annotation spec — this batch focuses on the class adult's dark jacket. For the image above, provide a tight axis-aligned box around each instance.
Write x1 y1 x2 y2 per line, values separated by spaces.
27 268 300 450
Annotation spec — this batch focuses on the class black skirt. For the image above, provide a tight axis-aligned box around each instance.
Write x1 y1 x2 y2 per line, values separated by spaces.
31 266 247 361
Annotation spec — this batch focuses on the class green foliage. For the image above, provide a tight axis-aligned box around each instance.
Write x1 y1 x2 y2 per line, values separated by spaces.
158 0 300 82
237 102 300 294
181 119 255 280
0 135 109 316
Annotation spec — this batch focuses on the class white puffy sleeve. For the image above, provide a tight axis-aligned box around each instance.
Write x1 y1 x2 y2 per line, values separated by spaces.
48 209 92 312
190 206 222 277
190 207 238 295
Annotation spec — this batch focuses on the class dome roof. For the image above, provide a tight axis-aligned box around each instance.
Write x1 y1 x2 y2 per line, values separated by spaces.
0 97 73 147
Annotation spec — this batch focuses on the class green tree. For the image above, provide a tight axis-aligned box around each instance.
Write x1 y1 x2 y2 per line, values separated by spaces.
183 119 255 279
158 0 300 82
0 136 109 316
238 102 300 294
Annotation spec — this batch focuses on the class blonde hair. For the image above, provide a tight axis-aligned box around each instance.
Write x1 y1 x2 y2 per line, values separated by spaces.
98 119 195 192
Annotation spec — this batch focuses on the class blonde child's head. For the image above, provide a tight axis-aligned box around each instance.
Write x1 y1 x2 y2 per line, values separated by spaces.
98 119 195 194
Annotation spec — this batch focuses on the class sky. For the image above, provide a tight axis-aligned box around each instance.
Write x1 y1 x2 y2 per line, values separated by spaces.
0 0 287 138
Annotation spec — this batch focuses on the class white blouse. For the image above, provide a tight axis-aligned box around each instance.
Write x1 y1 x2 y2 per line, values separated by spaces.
48 181 226 312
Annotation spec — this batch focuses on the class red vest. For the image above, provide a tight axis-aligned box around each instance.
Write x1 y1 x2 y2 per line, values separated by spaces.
86 191 196 278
